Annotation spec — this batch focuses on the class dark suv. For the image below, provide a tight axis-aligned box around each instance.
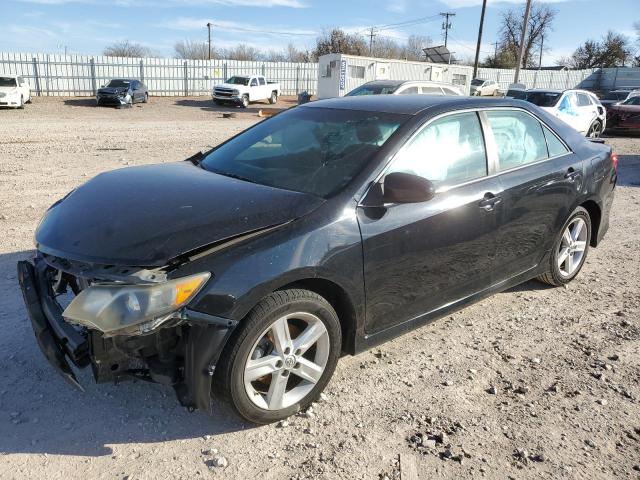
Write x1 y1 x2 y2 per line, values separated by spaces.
96 79 148 107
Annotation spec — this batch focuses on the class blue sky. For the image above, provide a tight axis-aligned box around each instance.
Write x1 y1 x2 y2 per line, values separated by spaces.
3 0 639 65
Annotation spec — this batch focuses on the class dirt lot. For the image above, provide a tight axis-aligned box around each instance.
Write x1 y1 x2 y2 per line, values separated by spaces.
1 97 639 480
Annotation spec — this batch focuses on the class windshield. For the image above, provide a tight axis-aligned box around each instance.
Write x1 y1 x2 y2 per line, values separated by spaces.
525 91 561 107
346 84 399 96
0 77 17 87
226 76 250 86
201 107 407 198
471 79 485 86
107 80 130 88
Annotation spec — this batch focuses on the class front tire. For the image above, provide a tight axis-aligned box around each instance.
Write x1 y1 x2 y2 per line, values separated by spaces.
143 92 148 103
215 289 341 424
537 207 591 286
241 94 249 108
18 95 24 109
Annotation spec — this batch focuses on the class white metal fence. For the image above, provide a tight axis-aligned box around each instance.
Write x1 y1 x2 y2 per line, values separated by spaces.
2 51 639 97
0 52 318 97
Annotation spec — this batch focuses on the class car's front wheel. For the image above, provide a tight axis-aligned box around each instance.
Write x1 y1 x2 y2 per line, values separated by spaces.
537 206 591 286
241 94 249 108
215 289 341 424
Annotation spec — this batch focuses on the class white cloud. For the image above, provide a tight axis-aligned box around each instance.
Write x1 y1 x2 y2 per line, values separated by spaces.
439 0 576 7
14 0 308 6
162 17 317 36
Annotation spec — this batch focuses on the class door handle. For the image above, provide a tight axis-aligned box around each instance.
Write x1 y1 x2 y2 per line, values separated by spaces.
479 192 502 211
564 168 581 181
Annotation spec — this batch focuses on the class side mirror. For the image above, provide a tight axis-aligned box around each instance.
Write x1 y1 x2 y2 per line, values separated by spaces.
383 172 435 204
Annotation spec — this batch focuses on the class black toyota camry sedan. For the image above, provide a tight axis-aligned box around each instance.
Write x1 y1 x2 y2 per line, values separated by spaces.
96 78 148 107
18 95 616 424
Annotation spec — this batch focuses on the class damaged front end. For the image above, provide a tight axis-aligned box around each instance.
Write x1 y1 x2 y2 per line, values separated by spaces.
17 254 235 412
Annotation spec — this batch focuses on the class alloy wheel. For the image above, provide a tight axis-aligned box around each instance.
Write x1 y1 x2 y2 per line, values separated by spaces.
557 217 588 277
243 312 329 410
589 122 602 138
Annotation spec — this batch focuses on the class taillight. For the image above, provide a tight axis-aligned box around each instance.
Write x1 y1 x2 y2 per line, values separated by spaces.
611 152 618 171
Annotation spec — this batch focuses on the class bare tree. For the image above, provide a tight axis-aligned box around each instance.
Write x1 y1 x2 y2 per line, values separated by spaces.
286 43 312 63
371 36 402 59
313 28 367 59
221 44 263 61
565 32 633 68
103 40 150 58
402 34 431 61
496 2 556 68
174 39 213 60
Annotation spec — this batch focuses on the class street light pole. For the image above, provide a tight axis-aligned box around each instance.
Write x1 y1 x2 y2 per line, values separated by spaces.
513 0 532 84
207 22 212 60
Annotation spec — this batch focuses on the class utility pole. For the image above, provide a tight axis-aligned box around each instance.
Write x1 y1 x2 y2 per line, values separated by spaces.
492 41 499 59
513 0 532 85
472 0 487 80
538 34 544 69
440 12 455 48
207 22 212 60
368 27 376 56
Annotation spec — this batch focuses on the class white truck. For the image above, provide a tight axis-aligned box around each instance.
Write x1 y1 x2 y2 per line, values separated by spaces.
212 75 281 108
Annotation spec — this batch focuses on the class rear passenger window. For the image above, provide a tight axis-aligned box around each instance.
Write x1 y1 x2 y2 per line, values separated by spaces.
399 86 419 94
542 124 569 157
421 86 443 95
577 93 592 107
486 110 548 171
389 112 487 189
259 77 266 85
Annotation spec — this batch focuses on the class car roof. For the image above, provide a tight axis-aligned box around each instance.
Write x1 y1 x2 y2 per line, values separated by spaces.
302 95 529 115
110 78 136 82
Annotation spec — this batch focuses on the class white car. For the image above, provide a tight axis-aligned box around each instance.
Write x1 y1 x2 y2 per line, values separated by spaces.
470 78 499 96
213 75 281 108
0 74 31 108
345 80 464 97
524 89 606 138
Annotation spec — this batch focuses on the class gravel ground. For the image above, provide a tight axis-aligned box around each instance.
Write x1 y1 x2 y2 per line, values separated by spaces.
1 97 639 480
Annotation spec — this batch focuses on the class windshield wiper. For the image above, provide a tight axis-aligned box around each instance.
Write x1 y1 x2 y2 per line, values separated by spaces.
210 169 261 185
186 150 205 167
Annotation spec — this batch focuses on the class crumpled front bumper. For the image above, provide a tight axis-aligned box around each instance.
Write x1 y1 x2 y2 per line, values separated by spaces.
17 258 89 390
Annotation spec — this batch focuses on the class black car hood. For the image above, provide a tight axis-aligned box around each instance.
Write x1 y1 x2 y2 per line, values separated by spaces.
36 162 324 267
97 87 128 94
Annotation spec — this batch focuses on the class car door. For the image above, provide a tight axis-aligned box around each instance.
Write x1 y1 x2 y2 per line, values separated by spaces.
249 77 259 100
576 92 598 132
258 76 268 98
357 111 503 334
556 92 585 133
484 108 583 280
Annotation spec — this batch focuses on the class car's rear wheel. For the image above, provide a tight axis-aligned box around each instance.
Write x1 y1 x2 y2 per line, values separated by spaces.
537 206 591 286
143 92 148 103
19 95 24 109
269 91 277 104
241 94 249 108
587 120 603 138
215 289 341 424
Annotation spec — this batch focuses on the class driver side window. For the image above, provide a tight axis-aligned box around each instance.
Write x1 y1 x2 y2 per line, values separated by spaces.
250 78 258 87
388 112 487 189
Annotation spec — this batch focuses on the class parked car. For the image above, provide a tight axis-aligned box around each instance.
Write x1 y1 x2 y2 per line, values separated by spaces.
18 95 616 424
605 95 640 134
600 89 640 108
503 83 527 100
213 75 281 108
470 78 499 96
0 74 31 108
96 79 148 107
346 80 464 97
523 89 606 138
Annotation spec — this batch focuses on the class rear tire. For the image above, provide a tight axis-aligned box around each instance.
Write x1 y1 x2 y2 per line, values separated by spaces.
537 207 591 286
268 91 277 104
18 95 24 109
587 120 603 138
143 92 148 103
214 289 341 424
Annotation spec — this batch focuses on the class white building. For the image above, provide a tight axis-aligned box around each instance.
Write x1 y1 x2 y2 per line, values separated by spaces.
317 53 474 99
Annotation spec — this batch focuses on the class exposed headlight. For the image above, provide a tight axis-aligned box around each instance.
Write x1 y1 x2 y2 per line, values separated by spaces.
63 272 210 336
